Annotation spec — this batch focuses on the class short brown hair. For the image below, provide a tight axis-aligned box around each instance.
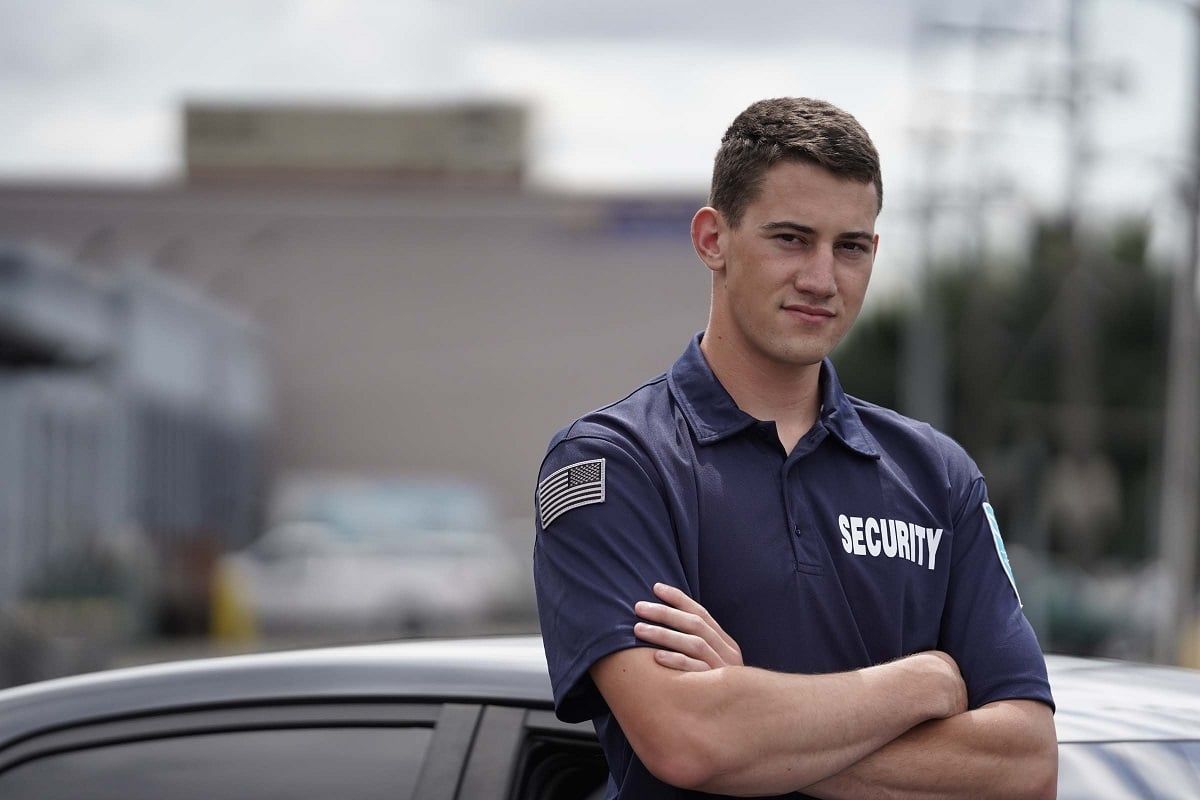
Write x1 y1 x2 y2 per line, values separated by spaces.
709 97 882 227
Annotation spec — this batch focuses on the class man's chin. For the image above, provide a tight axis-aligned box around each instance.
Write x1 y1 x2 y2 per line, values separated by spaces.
758 342 831 368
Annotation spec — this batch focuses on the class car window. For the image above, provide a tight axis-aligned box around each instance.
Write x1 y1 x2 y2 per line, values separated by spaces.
1059 741 1200 799
513 734 608 800
511 709 607 800
454 705 606 800
277 481 494 534
0 727 432 800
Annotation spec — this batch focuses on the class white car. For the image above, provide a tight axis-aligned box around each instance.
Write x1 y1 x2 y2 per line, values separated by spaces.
215 477 530 637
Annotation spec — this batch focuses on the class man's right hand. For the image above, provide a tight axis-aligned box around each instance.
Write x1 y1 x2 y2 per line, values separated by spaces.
632 582 743 671
914 650 969 719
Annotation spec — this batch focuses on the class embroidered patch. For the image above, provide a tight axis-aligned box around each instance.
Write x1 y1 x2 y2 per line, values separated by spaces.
983 502 1022 607
537 458 606 528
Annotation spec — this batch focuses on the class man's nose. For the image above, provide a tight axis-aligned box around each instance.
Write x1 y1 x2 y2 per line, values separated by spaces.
794 248 837 298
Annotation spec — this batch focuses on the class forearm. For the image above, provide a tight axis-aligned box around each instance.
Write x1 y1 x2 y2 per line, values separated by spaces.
686 665 923 794
801 700 1058 800
604 652 960 791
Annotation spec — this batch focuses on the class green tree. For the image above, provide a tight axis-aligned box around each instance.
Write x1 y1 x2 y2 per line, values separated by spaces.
836 217 1170 562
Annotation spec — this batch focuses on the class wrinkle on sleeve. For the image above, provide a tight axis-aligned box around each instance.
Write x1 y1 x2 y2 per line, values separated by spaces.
533 433 686 722
939 462 1055 713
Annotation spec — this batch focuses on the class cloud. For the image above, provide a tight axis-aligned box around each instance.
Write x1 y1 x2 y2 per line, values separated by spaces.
466 38 912 191
7 106 174 178
0 0 484 177
443 0 916 47
0 0 1188 247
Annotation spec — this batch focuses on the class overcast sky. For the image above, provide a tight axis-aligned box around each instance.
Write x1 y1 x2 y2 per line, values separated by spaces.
2 0 1195 283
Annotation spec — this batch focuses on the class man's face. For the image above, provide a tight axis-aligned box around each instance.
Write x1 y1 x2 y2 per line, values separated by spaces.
713 160 878 368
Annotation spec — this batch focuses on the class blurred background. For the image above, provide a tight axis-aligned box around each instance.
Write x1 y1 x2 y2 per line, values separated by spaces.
1 0 1198 686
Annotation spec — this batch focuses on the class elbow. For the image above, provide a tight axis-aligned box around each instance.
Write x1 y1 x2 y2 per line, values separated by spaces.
1033 743 1059 800
1018 732 1058 800
601 658 743 790
635 716 723 790
628 686 734 790
986 699 1058 800
1028 769 1057 800
642 747 716 791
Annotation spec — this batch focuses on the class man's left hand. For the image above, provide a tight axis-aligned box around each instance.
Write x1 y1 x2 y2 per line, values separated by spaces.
634 582 743 671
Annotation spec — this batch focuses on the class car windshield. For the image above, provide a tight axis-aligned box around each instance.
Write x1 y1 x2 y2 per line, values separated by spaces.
252 524 506 561
372 530 501 558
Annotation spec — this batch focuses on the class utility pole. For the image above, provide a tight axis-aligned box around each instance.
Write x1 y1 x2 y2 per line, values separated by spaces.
914 1 1089 460
905 2 1055 433
900 127 949 433
1154 1 1200 667
1058 0 1101 469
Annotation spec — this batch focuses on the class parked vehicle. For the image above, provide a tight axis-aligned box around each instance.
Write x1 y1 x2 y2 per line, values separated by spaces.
0 636 600 800
215 476 530 638
0 636 1197 799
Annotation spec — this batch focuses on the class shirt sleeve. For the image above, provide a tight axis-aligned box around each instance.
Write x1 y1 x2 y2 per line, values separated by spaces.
939 472 1055 712
533 432 686 723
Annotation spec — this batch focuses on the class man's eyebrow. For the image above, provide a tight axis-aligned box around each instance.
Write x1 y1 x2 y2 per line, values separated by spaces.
759 221 815 234
759 221 874 240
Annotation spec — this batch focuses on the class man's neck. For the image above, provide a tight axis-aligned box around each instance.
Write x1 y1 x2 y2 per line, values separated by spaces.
699 325 823 451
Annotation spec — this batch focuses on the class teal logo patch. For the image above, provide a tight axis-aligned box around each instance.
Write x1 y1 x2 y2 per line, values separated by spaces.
983 502 1022 607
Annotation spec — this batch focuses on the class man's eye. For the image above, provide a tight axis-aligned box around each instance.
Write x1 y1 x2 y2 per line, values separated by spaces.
837 242 867 253
776 234 801 243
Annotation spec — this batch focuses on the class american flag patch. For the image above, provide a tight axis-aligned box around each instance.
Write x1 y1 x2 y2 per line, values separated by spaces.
537 458 606 528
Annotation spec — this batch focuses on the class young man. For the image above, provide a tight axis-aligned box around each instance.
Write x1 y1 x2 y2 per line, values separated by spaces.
533 97 1057 799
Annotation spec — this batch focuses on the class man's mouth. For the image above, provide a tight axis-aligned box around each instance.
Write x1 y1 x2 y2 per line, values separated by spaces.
782 304 835 323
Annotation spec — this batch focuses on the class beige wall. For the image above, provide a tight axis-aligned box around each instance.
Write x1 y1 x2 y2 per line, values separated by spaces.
0 183 710 516
185 102 527 180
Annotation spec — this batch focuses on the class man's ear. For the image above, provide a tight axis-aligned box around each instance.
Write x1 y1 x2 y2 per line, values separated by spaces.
690 207 726 273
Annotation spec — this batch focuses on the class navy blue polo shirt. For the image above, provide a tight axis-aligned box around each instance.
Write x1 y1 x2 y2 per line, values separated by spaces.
533 332 1053 799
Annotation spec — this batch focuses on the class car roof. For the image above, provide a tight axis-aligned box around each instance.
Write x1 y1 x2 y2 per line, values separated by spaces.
0 639 1197 749
0 636 553 749
1048 654 1200 743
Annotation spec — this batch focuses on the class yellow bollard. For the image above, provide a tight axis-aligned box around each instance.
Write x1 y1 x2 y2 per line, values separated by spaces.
210 562 257 644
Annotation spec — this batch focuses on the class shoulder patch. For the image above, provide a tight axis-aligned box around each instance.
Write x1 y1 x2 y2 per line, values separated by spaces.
537 458 606 529
983 502 1022 607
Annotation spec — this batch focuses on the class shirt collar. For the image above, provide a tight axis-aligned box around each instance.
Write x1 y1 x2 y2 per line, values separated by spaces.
666 332 881 458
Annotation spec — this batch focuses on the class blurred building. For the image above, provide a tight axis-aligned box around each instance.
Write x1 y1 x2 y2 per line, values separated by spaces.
184 101 526 185
0 100 709 517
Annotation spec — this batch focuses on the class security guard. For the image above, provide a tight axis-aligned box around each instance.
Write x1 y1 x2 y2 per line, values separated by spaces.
533 98 1056 799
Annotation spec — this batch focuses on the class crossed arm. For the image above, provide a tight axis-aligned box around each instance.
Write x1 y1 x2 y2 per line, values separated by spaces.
589 583 1057 799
